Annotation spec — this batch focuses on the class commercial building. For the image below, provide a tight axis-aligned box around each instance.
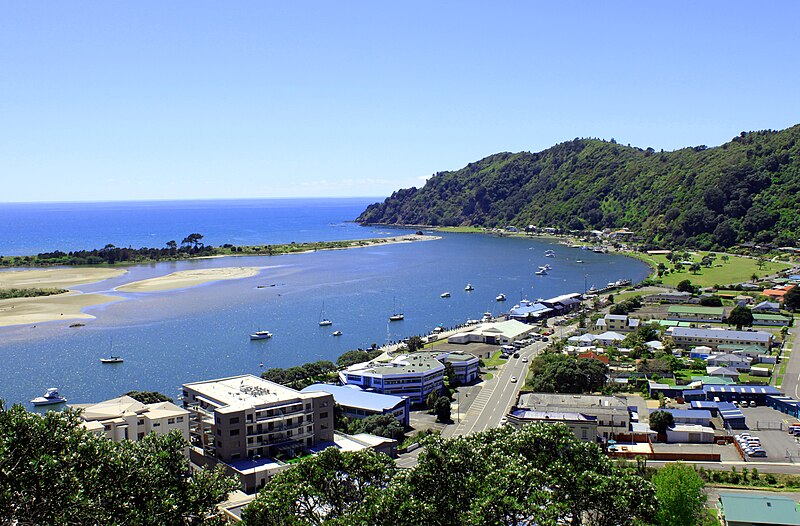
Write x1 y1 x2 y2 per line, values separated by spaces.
667 327 772 351
515 393 630 440
301 383 410 427
447 319 535 345
643 291 694 304
508 300 554 321
182 375 335 464
766 395 800 419
505 409 598 442
338 348 480 403
74 395 190 443
667 305 727 323
718 493 800 526
650 408 712 427
666 424 714 444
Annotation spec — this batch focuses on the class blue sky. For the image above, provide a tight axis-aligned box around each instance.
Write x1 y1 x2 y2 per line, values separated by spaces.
1 2 799 202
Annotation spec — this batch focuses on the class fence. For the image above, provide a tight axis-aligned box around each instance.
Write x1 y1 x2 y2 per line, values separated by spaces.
754 420 786 431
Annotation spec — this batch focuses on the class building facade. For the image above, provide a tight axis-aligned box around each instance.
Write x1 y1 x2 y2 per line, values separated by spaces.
75 395 190 444
667 327 772 351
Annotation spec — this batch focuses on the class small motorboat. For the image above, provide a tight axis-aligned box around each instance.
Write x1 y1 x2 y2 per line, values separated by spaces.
389 313 404 321
496 293 507 302
100 356 124 364
31 388 67 406
576 259 583 264
482 312 493 322
464 283 474 291
535 268 547 276
440 292 451 298
250 330 273 340
332 330 342 336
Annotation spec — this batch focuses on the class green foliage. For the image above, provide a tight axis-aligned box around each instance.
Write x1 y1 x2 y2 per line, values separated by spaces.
242 423 657 525
527 353 608 393
676 279 694 293
336 349 383 368
260 360 337 390
784 286 800 311
649 410 675 434
726 305 754 330
434 395 452 423
651 463 707 526
337 412 405 442
357 126 800 248
0 287 68 299
123 390 174 404
609 295 642 315
0 401 237 525
699 295 723 306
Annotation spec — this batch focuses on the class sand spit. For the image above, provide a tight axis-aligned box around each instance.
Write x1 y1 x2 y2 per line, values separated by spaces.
115 267 261 292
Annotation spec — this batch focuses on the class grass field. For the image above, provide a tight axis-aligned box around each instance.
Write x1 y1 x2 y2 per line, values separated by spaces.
628 251 792 288
434 226 484 233
483 350 508 368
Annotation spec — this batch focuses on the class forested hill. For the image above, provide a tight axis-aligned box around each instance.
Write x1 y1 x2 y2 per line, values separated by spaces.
357 125 800 249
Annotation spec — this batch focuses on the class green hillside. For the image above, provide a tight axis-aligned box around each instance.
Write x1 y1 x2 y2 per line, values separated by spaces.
357 125 800 249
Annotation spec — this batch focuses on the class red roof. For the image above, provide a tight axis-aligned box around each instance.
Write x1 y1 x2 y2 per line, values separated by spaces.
577 350 610 364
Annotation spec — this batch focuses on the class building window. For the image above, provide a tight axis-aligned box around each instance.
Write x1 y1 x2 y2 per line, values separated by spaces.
306 403 311 410
230 417 240 424
137 419 144 426
307 426 312 433
320 412 329 419
168 418 175 425
153 422 161 427
230 429 240 436
176 416 184 423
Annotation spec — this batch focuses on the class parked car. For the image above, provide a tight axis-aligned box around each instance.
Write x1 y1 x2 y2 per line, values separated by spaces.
749 450 767 458
749 400 757 407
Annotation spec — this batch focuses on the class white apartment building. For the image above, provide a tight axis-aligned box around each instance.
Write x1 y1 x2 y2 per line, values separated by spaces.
75 395 190 443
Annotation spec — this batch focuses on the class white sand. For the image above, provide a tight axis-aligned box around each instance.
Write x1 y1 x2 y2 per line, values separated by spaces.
0 267 127 289
0 292 122 327
115 267 261 292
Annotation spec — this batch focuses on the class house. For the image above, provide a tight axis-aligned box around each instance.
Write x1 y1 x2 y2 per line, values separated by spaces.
74 396 190 444
718 493 800 526
706 366 741 382
667 327 772 351
181 375 336 493
667 305 726 323
753 300 781 312
301 384 410 427
516 393 630 440
594 313 641 333
753 313 791 326
763 285 795 300
666 424 714 444
706 353 752 372
594 331 626 346
734 295 754 306
567 333 597 347
577 350 610 364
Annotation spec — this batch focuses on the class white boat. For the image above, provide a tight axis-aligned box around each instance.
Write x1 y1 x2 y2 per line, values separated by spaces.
496 293 507 301
440 292 451 298
332 330 342 336
464 283 474 291
100 356 124 364
543 264 552 270
576 259 583 264
535 268 547 276
389 297 404 321
250 330 273 340
31 388 67 406
318 301 333 326
545 252 555 258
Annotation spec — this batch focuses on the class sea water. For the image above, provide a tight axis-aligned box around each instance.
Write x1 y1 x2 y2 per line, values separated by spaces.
0 199 651 405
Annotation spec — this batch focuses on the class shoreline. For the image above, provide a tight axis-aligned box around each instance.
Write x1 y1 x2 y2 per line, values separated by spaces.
0 234 439 327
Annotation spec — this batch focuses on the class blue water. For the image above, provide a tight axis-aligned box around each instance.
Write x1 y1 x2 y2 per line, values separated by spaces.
0 199 651 406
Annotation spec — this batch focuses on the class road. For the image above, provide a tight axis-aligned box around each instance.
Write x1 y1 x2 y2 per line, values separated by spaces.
443 322 577 438
779 315 800 399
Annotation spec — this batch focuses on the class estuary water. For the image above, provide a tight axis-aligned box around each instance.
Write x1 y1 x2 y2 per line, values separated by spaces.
0 199 651 406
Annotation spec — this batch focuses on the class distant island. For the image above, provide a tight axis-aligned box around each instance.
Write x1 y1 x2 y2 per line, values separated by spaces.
357 124 800 251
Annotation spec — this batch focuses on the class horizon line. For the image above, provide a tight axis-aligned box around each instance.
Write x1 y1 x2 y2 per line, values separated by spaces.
0 195 389 205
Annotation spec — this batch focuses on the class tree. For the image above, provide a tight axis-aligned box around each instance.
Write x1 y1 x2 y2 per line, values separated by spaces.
649 410 675 434
181 233 204 249
434 395 452 423
123 390 173 404
721 254 730 264
689 263 701 274
727 305 754 330
784 286 800 312
676 279 694 293
241 448 395 525
406 336 424 352
699 296 723 307
651 463 707 526
0 402 237 525
360 414 405 441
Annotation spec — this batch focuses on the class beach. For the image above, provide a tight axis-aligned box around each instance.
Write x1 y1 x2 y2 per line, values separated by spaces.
115 267 262 292
0 292 123 327
0 267 127 289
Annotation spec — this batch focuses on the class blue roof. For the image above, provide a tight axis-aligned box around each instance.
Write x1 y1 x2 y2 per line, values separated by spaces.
509 303 552 317
651 408 712 419
717 402 745 420
683 389 706 397
301 384 407 412
691 401 719 409
704 385 781 395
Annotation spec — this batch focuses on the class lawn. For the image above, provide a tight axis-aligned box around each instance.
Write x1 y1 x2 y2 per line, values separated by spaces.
483 350 508 368
629 251 791 288
434 226 485 233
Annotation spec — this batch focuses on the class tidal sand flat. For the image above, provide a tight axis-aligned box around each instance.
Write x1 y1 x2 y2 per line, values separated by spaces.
0 267 128 326
115 267 261 292
0 267 127 289
0 292 123 327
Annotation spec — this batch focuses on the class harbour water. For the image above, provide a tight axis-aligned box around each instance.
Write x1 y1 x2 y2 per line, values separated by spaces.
0 199 651 406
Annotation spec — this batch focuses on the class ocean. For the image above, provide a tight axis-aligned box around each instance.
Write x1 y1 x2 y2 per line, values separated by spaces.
0 198 651 406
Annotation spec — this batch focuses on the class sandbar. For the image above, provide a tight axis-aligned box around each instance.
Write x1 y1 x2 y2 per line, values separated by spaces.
0 292 122 327
115 267 261 292
0 267 127 289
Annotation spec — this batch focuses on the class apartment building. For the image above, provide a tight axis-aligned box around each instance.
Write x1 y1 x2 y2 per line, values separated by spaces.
182 375 334 463
75 395 189 443
667 327 772 351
